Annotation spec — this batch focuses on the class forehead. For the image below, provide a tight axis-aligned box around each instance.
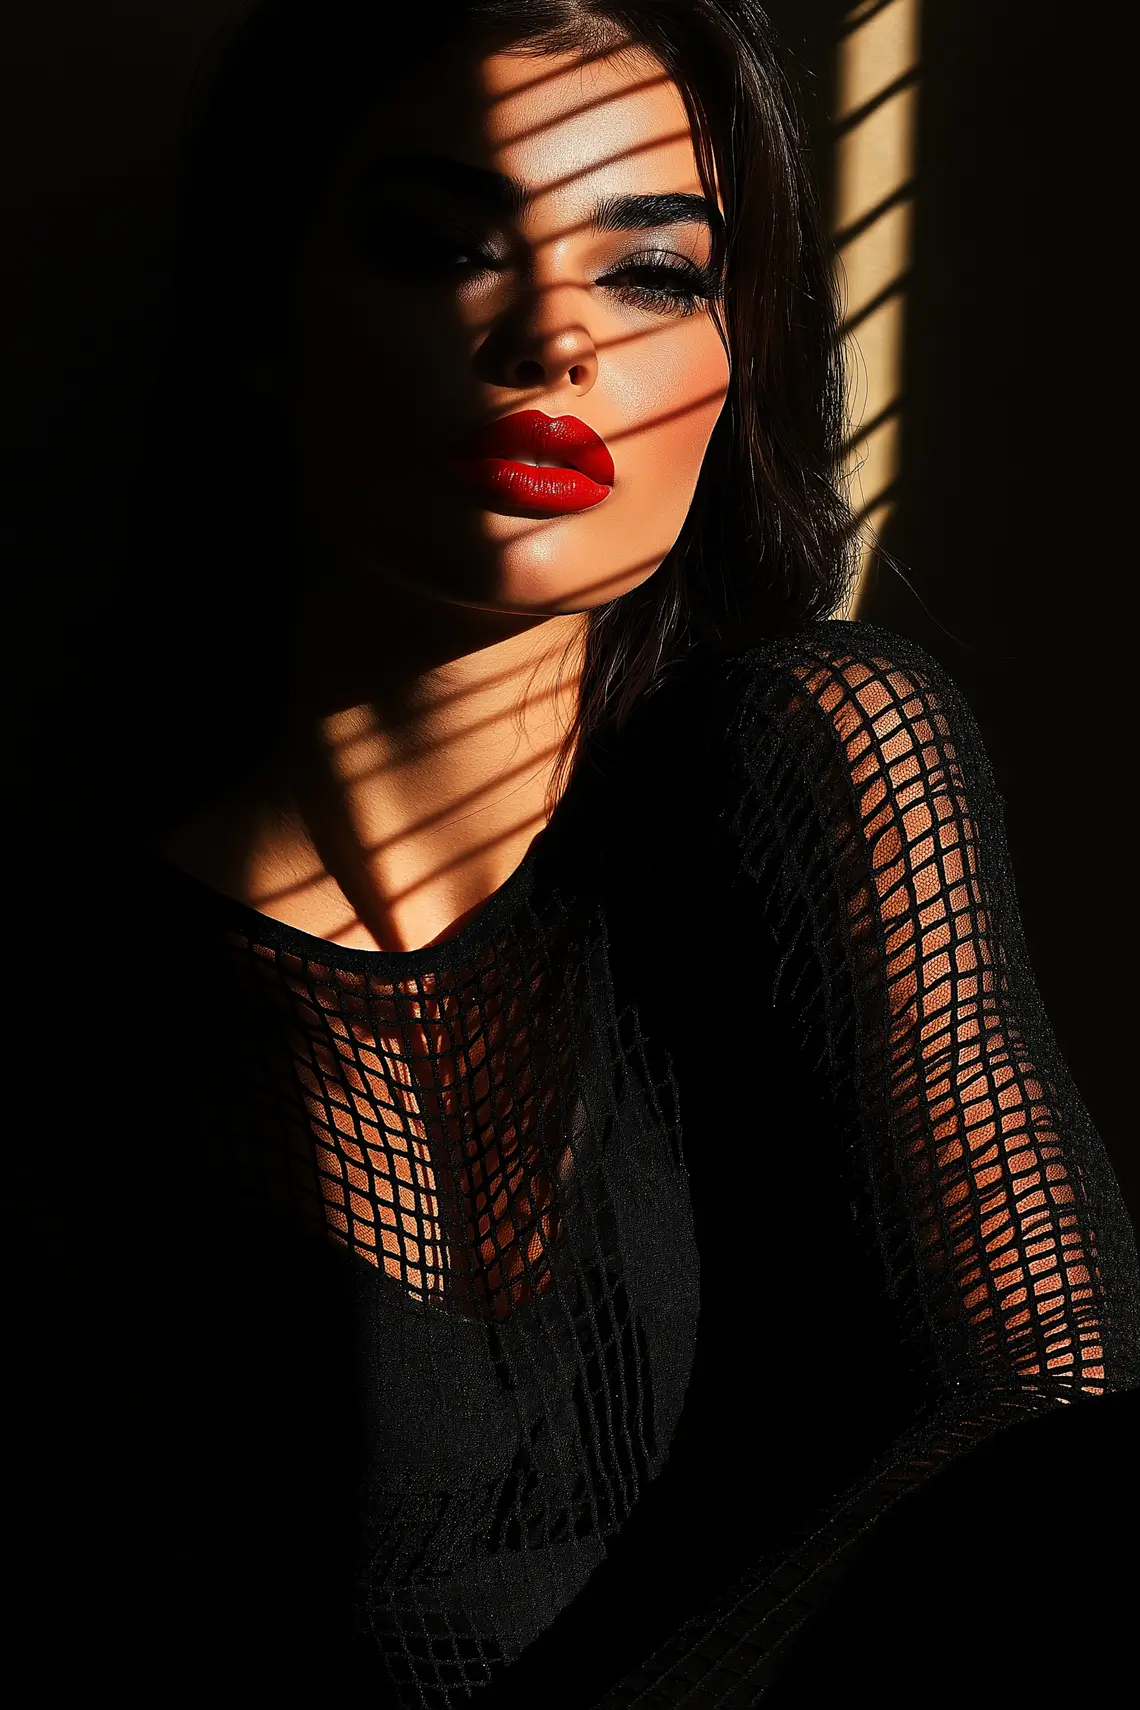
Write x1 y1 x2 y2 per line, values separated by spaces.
340 41 704 214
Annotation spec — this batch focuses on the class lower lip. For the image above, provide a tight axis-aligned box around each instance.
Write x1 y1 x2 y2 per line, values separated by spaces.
451 457 612 515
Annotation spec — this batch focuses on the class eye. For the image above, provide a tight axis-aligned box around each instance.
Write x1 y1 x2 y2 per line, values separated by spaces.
600 250 723 317
354 215 504 278
412 232 501 273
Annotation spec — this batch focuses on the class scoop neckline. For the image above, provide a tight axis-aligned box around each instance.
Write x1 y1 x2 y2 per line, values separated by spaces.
144 826 547 975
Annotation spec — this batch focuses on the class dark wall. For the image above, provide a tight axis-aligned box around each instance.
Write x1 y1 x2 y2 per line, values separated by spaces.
769 0 1137 1226
3 3 1134 1219
2 2 237 834
871 4 1136 1222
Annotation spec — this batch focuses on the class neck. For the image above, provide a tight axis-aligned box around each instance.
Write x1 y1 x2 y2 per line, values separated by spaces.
158 566 589 953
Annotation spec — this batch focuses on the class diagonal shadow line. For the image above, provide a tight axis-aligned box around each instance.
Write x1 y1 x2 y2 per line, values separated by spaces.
840 271 911 336
297 807 552 944
838 0 901 38
471 412 721 554
260 545 685 934
444 391 728 540
361 90 716 222
354 121 726 328
602 385 728 448
475 474 714 550
853 478 900 521
481 40 634 109
834 70 921 138
261 739 566 910
460 294 721 348
492 71 674 151
317 685 569 781
519 195 718 254
160 68 734 947
584 317 710 357
843 398 902 458
833 183 916 250
477 56 721 223
532 127 696 204
296 541 671 762
368 392 723 559
297 549 669 775
323 668 567 758
471 395 727 545
384 120 702 220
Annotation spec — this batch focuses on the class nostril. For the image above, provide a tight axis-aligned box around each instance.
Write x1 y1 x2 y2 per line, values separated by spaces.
569 364 589 386
515 359 544 386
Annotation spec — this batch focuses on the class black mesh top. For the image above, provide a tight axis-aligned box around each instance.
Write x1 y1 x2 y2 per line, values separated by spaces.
10 622 1140 1706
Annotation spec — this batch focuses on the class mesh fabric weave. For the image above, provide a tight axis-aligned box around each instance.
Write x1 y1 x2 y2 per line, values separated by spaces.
10 621 1139 1706
162 807 701 1707
583 622 1140 1705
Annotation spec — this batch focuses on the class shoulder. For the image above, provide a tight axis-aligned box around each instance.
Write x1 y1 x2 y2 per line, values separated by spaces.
608 623 998 832
678 623 1012 880
724 619 967 721
643 621 973 734
716 620 993 787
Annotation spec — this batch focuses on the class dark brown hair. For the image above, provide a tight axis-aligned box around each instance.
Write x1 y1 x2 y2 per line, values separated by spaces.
105 0 854 835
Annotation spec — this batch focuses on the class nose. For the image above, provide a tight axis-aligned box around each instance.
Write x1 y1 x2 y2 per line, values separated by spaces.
484 289 599 394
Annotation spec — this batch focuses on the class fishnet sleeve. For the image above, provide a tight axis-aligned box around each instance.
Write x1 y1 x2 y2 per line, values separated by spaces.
589 621 1140 1708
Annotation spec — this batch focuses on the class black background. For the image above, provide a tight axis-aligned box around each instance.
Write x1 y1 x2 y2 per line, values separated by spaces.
2 5 1136 1699
2 0 1135 1228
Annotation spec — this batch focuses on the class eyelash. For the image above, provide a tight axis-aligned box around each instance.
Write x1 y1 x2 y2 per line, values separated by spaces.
603 250 723 316
385 230 722 316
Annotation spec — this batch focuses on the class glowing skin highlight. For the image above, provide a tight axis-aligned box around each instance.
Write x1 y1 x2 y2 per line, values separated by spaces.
158 40 732 952
285 38 731 612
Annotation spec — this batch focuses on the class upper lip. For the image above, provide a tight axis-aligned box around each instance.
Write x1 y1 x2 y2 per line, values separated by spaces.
451 411 615 486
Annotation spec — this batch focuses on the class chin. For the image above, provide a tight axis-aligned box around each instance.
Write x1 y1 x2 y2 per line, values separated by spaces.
495 556 660 615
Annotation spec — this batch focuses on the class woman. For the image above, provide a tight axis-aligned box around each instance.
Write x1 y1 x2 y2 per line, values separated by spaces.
15 1 1139 1704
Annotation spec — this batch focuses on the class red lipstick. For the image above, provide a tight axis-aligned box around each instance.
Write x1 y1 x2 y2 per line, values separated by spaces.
450 411 615 516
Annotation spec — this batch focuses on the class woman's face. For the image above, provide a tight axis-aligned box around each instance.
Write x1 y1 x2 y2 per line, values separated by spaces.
276 35 731 617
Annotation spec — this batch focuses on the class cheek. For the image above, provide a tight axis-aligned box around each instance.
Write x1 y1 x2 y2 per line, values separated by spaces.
281 273 731 611
485 321 730 613
613 319 730 509
288 276 470 475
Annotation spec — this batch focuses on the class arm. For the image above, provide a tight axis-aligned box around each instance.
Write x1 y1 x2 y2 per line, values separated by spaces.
591 622 1140 1708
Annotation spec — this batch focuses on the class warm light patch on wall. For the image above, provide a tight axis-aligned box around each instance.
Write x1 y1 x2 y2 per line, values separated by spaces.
833 0 920 615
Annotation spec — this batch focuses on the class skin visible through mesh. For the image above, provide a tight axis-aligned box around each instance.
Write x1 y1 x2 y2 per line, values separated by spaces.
800 655 1106 1393
115 631 1138 1710
598 632 1140 1710
224 933 575 1320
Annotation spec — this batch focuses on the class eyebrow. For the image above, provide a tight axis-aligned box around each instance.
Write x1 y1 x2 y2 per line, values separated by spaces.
360 152 723 237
